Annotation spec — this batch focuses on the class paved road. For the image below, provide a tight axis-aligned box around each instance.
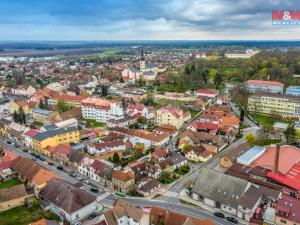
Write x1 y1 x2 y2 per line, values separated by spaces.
1 138 237 225
228 101 258 128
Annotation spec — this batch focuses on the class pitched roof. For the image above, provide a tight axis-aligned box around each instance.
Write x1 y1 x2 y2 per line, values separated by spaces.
254 145 300 175
39 178 96 214
33 126 78 141
192 168 249 208
222 139 250 161
112 170 134 182
10 157 59 185
47 144 71 156
112 199 145 222
0 184 27 202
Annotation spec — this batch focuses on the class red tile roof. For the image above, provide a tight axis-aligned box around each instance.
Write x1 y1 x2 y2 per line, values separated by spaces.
246 80 284 86
276 194 300 223
23 129 41 138
112 170 135 182
267 164 300 190
253 145 300 175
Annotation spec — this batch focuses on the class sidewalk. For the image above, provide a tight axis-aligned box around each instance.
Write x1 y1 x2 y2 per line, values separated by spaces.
179 189 249 225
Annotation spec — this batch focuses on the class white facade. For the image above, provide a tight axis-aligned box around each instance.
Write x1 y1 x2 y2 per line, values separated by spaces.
81 98 124 123
87 142 126 155
48 200 98 225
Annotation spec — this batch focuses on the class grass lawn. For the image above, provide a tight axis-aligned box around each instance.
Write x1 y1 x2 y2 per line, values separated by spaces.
83 118 106 128
0 205 60 225
189 110 200 118
251 114 292 128
0 178 23 189
253 139 281 146
32 121 44 127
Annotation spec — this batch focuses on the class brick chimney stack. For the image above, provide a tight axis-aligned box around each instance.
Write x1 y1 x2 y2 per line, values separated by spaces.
273 144 280 174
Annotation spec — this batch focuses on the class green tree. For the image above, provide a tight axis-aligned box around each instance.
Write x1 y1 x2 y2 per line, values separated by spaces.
39 99 45 109
57 99 70 113
182 143 191 154
19 107 26 124
112 152 121 164
245 133 256 145
284 125 296 144
13 110 19 123
240 108 245 122
137 116 147 124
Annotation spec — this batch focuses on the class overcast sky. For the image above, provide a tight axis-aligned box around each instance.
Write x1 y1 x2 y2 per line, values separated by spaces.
0 0 299 40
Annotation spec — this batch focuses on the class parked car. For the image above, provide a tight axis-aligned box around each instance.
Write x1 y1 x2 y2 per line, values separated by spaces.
90 187 99 193
48 162 54 166
39 157 46 161
226 217 238 224
76 176 83 181
83 179 90 185
6 141 11 144
56 166 64 170
22 148 28 153
32 158 38 161
69 172 76 178
214 212 225 219
88 212 98 220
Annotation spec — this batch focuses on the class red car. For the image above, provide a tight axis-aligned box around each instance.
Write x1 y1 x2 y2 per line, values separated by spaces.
48 162 54 166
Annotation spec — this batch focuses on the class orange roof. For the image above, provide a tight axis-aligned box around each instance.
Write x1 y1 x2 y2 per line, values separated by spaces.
221 115 240 126
33 169 60 186
112 170 135 182
14 100 27 108
53 94 87 101
254 145 300 175
29 219 47 225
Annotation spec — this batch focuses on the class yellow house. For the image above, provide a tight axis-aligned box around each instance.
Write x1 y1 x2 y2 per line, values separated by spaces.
248 93 300 118
185 146 213 163
9 100 31 114
156 106 184 129
32 126 79 156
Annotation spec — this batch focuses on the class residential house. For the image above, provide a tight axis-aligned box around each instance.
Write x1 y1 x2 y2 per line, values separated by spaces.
0 118 11 137
32 126 79 156
48 144 71 164
126 104 149 118
191 168 250 216
275 192 300 225
10 156 60 189
185 145 213 163
0 184 29 212
87 140 126 155
78 157 114 189
112 170 135 194
7 122 29 141
81 97 124 123
32 108 57 122
137 179 161 197
23 129 41 148
97 199 149 225
9 100 31 114
11 85 36 97
39 178 98 224
220 140 250 168
156 106 184 129
54 107 82 122
48 94 87 108
0 148 17 180
150 206 215 225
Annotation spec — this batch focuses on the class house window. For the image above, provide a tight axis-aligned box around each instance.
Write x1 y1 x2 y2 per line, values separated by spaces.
280 219 286 224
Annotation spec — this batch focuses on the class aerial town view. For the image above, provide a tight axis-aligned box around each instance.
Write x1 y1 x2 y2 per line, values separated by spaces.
1 1 300 225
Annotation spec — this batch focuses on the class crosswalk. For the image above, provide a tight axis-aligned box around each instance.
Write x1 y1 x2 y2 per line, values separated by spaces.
97 192 111 202
163 191 179 198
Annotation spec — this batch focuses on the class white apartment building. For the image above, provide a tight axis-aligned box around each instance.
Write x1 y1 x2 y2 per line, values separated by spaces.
81 97 124 123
